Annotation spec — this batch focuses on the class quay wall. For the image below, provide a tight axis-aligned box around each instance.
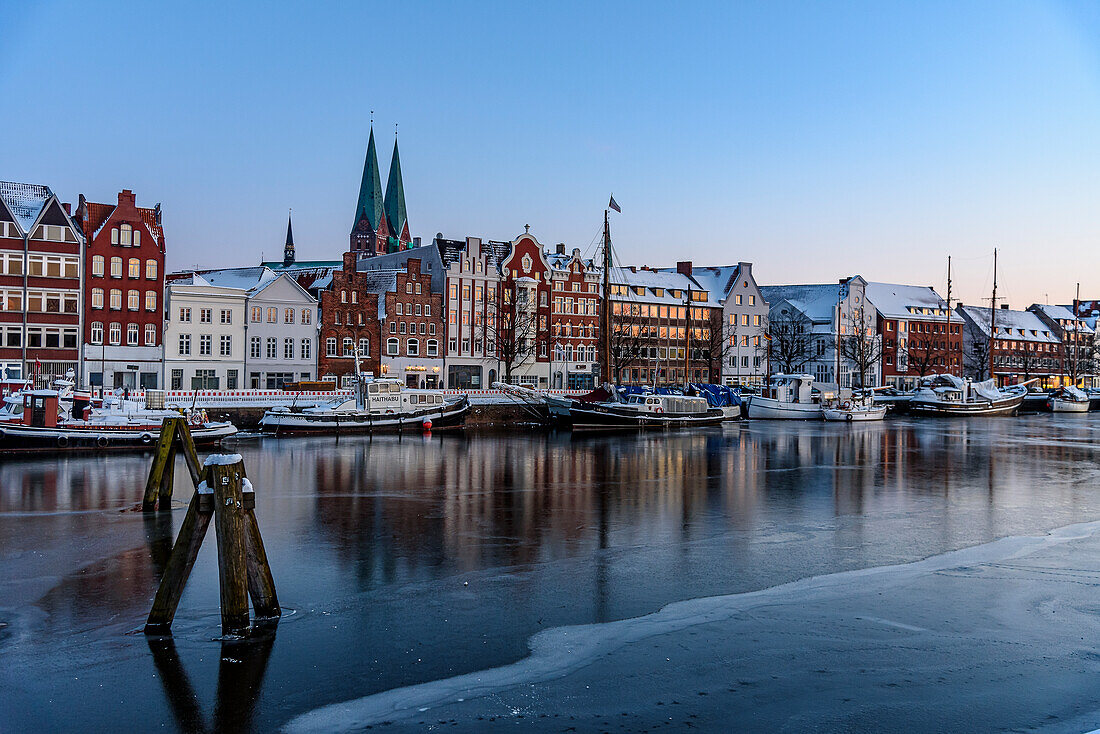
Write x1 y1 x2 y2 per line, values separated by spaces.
206 402 547 430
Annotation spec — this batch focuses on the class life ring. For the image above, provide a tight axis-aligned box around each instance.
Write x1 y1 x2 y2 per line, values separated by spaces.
57 435 69 448
655 407 664 414
841 401 851 410
846 413 854 422
141 433 153 445
97 435 109 448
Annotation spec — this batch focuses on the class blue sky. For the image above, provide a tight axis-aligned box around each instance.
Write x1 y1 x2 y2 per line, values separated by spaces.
3 1 1100 307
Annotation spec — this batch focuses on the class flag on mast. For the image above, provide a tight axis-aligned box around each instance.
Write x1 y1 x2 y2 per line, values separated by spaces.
608 195 621 213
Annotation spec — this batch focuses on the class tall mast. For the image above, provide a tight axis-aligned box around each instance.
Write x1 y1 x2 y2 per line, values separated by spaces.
988 248 997 381
683 289 691 384
945 256 952 375
599 210 612 384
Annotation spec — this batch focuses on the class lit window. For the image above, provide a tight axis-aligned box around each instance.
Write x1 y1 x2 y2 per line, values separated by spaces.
128 258 140 278
145 291 156 311
92 255 104 277
110 257 122 278
109 289 122 310
91 288 104 309
146 260 157 279
127 290 139 310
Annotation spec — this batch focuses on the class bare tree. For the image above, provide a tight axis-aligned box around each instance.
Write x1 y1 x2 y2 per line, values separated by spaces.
481 280 540 384
1012 340 1046 384
704 312 738 385
836 308 882 388
760 310 814 374
906 335 943 378
964 321 990 381
597 301 648 385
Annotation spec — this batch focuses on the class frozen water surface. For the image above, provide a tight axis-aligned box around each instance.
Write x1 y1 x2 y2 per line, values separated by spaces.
3 416 1100 732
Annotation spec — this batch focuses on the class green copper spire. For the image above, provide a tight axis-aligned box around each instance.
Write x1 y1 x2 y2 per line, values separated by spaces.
353 127 385 233
384 136 408 242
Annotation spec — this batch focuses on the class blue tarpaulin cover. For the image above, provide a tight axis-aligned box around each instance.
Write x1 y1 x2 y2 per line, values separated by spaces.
616 384 742 408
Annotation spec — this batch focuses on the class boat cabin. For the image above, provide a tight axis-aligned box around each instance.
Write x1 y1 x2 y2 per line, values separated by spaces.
622 393 710 415
22 391 60 428
352 377 447 414
762 374 819 405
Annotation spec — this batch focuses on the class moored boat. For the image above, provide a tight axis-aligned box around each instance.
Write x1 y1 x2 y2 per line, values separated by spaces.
0 390 237 453
746 374 830 420
907 374 1027 416
1048 386 1090 413
259 377 469 434
556 390 724 430
822 390 887 422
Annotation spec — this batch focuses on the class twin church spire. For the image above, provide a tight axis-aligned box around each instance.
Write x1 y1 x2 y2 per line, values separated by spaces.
351 126 410 256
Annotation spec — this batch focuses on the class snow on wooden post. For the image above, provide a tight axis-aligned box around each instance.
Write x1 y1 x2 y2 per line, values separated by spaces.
144 452 280 636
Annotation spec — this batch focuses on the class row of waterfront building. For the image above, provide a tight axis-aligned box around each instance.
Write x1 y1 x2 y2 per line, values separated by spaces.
4 133 1099 392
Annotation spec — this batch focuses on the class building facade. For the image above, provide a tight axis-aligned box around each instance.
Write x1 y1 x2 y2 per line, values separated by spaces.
162 274 247 390
496 231 553 387
1029 303 1095 387
317 252 382 385
957 304 1062 386
0 182 83 383
75 190 165 389
438 235 508 389
376 258 444 387
865 282 960 390
196 267 318 389
546 245 600 390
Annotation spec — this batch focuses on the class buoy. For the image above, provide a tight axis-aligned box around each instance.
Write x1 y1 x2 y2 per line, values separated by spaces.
422 418 433 431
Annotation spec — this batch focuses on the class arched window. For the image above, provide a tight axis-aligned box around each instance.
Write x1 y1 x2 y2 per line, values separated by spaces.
405 282 412 294
110 257 122 277
387 337 399 356
120 224 132 246
426 339 438 356
90 322 103 344
146 260 157 279
128 258 140 278
91 288 104 309
340 290 347 303
127 290 139 310
108 322 122 345
91 255 104 277
358 338 369 356
407 338 419 356
343 337 353 356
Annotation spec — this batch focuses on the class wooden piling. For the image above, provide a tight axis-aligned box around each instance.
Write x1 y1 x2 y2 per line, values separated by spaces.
244 509 280 619
210 459 251 636
144 491 213 633
142 418 179 511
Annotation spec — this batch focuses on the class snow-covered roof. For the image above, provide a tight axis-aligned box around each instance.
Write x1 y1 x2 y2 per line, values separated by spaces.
864 282 949 320
610 267 722 307
196 266 279 295
760 283 844 322
958 306 1060 343
1031 304 1091 334
0 181 52 233
545 250 598 273
167 272 214 288
679 265 739 300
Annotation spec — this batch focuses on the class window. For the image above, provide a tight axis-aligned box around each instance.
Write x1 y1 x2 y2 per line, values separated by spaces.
91 288 104 309
428 322 436 335
462 285 470 300
284 308 294 324
171 369 183 390
179 307 191 322
415 304 422 316
221 309 231 324
127 323 138 345
128 258 140 278
226 369 238 390
749 295 756 306
407 338 419 356
266 337 277 359
120 224 132 246
301 338 312 360
343 337 353 356
251 306 262 322
128 290 139 310
92 255 104 277
191 370 218 390
340 290 347 303
199 334 212 356
111 228 118 245
390 321 396 334
90 321 103 344
251 336 262 358
358 338 368 356
326 337 336 356
145 291 157 311
415 283 422 295
144 324 156 345
220 335 232 356
146 260 157 280
424 304 430 316
427 339 438 356
387 338 399 355
405 282 413 294
351 291 357 304
110 257 122 278
284 338 294 360
110 289 122 310
109 322 122 345
301 309 311 325
200 308 211 323
396 303 403 315
266 307 277 323
449 283 457 300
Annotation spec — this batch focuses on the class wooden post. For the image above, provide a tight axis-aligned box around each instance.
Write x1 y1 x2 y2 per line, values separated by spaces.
144 491 213 633
157 442 177 511
210 458 251 636
244 508 280 618
142 417 179 511
177 419 204 487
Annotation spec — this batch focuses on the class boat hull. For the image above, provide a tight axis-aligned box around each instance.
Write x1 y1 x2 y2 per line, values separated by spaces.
0 422 237 453
822 406 887 422
563 403 725 430
908 393 1025 416
259 397 470 434
746 396 822 420
1049 398 1090 413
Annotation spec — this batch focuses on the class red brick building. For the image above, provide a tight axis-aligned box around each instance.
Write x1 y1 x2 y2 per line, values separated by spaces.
546 245 600 389
318 251 382 386
865 282 960 389
495 231 553 386
0 182 83 383
75 190 165 389
376 258 445 387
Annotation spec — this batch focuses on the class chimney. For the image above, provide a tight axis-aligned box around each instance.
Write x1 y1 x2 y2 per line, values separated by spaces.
677 261 693 277
738 261 752 277
572 248 581 259
119 189 136 207
628 266 637 273
413 236 421 247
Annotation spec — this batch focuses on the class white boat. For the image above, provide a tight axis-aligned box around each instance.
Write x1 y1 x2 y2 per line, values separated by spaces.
260 376 469 434
908 374 1027 417
1048 386 1090 413
746 374 829 420
823 390 887 422
496 382 725 430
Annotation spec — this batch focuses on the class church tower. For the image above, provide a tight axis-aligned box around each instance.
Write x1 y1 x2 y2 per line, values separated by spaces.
350 127 390 255
383 136 411 250
283 211 296 267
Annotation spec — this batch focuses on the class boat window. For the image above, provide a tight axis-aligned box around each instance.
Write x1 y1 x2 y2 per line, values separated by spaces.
647 398 659 405
368 384 378 394
390 384 401 393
